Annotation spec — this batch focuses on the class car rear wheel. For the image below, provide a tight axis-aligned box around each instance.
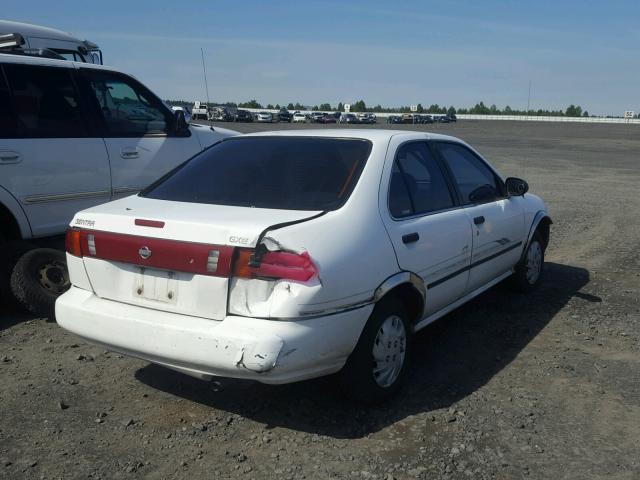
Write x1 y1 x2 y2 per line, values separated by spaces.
10 248 70 319
511 231 545 292
339 296 412 403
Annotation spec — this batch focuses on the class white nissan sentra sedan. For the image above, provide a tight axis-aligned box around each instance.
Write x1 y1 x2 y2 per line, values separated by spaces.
56 130 551 402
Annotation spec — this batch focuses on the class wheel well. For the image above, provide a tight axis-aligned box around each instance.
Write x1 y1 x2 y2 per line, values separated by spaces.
383 283 424 324
0 202 22 242
536 216 551 250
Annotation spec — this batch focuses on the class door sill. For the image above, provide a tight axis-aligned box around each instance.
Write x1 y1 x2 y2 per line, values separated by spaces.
414 270 513 332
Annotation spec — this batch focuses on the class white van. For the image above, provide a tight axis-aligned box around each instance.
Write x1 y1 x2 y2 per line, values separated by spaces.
0 51 237 316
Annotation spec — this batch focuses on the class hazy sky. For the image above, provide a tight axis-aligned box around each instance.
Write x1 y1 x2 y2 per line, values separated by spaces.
3 1 639 115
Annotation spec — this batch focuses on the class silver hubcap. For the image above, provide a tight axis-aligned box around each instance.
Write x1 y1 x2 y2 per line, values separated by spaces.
525 240 542 284
372 315 406 388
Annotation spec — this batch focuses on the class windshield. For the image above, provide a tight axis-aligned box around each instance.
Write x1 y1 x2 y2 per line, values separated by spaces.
142 137 372 211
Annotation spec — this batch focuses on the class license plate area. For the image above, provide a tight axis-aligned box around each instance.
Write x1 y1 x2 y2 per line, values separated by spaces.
134 267 178 304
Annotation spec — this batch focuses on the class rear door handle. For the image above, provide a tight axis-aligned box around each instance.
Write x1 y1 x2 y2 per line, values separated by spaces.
402 232 420 244
0 151 21 164
120 148 140 159
474 216 485 225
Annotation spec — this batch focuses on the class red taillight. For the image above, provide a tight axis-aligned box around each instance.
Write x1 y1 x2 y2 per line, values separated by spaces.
65 228 83 257
232 248 317 282
64 229 317 282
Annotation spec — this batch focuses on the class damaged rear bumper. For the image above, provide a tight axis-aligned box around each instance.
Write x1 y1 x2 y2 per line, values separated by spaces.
56 286 372 384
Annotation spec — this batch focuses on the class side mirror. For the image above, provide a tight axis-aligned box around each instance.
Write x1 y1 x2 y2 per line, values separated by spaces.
505 177 529 196
173 110 189 135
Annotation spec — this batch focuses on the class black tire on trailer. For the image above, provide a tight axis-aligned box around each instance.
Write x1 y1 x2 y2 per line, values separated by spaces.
10 248 70 319
339 296 412 404
0 241 36 306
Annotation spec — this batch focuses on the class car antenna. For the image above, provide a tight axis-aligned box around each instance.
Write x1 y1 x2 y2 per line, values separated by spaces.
201 48 211 106
200 48 215 131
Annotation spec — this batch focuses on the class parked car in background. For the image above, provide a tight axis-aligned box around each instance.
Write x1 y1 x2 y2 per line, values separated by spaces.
0 52 238 316
358 113 377 124
340 113 359 124
321 113 338 124
234 109 253 122
310 112 326 123
57 129 551 403
386 115 402 124
401 114 417 124
437 115 451 123
210 106 235 122
277 108 292 122
255 111 274 122
323 112 341 123
292 111 308 123
191 101 210 120
448 113 457 122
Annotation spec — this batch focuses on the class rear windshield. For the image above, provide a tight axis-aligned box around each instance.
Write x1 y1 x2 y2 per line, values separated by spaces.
141 137 372 211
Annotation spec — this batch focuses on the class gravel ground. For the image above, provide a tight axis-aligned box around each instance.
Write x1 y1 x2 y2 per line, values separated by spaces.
1 120 639 479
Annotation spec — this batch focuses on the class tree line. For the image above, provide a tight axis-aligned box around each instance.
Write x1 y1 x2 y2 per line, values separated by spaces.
166 99 636 118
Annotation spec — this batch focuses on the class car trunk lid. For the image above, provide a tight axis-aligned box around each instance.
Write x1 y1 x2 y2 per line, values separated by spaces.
70 196 321 320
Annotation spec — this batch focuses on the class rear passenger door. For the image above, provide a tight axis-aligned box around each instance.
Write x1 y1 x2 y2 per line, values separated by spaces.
434 141 525 293
381 140 473 318
0 63 110 237
78 69 202 199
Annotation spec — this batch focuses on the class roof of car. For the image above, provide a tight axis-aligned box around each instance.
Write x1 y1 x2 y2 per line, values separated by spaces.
0 50 122 73
239 129 463 144
0 20 87 43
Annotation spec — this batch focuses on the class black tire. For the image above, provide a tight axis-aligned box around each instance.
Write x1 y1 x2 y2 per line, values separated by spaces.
511 231 545 293
339 296 412 403
0 241 35 306
10 248 70 319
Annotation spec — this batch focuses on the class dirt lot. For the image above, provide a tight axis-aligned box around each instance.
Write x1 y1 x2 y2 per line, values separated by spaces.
1 120 639 480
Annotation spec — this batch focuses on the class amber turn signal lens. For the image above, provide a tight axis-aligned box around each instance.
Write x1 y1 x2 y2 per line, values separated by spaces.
65 228 83 257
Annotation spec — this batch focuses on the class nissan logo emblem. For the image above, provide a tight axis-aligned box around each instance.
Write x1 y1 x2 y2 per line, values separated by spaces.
138 246 152 260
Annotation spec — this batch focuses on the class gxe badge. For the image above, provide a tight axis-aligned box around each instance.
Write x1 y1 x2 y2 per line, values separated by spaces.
138 246 152 260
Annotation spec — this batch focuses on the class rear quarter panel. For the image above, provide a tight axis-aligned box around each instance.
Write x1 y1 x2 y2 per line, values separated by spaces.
243 137 400 317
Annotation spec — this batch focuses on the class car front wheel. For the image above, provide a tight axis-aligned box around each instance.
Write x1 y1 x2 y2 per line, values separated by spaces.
511 231 544 292
340 296 412 403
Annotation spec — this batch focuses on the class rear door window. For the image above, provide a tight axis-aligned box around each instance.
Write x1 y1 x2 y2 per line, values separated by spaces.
389 142 455 218
142 137 372 211
388 163 413 218
0 68 18 138
3 64 86 138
